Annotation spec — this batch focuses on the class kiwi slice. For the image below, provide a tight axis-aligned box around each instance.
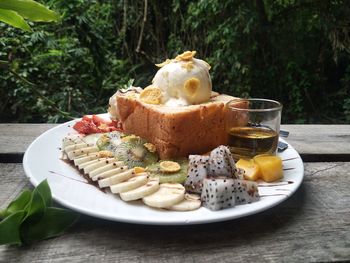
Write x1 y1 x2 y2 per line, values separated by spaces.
96 131 122 150
82 133 102 145
147 159 189 184
114 138 158 168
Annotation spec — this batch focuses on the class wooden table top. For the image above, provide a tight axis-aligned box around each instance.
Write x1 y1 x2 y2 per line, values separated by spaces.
1 124 349 262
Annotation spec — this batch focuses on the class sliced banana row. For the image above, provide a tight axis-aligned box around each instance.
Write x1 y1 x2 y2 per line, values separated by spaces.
62 137 200 211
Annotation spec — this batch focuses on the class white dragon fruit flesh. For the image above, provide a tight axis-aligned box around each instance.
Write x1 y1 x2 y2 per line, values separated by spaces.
201 177 260 211
208 145 242 178
185 145 245 194
201 177 236 211
234 179 259 205
185 155 209 193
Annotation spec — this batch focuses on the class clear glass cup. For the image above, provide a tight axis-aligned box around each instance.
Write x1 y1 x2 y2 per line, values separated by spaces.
225 98 283 159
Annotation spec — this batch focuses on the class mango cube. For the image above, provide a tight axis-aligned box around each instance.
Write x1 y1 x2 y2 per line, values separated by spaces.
253 155 283 182
236 159 260 181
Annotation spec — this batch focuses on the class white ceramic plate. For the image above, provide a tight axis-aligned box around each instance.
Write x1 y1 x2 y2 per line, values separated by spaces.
23 116 304 225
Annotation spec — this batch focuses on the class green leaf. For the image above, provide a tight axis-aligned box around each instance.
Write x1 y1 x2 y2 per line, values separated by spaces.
0 0 60 22
23 185 46 222
0 8 31 31
35 179 52 207
0 180 79 246
21 207 79 244
0 190 32 219
0 211 26 245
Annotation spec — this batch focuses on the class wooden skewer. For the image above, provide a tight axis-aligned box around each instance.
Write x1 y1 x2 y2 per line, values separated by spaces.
283 167 295 171
260 193 289 197
282 157 299 161
49 170 88 184
258 181 293 187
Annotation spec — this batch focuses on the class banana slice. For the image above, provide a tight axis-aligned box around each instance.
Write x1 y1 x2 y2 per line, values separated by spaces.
98 169 135 188
72 152 100 160
83 158 118 174
62 134 84 148
73 153 100 166
110 174 148 194
89 161 125 178
166 193 201 211
142 183 185 208
64 142 90 153
91 165 128 181
120 178 160 201
67 146 99 159
78 158 102 170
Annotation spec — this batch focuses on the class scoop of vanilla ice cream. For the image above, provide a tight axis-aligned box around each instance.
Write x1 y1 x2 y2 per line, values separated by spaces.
152 58 212 106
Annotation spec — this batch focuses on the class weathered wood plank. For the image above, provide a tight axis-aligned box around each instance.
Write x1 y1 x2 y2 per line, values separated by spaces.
0 124 56 153
0 124 56 162
1 163 349 262
284 125 350 161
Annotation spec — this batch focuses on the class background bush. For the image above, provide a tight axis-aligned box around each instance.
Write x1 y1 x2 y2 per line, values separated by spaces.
1 0 350 123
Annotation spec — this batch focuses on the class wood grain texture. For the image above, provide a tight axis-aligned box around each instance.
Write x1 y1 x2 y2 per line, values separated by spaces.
0 163 349 263
283 125 350 161
1 124 350 162
0 124 56 162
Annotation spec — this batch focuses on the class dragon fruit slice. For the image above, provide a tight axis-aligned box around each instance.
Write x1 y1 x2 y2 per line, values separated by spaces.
234 179 259 204
184 155 209 194
208 145 236 177
201 177 236 211
185 145 246 195
201 177 260 211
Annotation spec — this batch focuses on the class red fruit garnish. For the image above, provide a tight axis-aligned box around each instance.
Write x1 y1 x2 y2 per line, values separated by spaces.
73 121 92 134
92 115 111 126
82 115 92 122
73 115 123 134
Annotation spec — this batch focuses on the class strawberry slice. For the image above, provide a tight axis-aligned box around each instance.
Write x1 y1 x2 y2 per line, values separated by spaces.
73 120 100 134
73 121 91 134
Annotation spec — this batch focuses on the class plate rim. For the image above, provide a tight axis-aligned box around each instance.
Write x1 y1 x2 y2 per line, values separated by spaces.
23 117 304 225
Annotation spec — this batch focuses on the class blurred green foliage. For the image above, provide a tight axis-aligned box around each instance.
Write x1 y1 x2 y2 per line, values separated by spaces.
0 0 350 123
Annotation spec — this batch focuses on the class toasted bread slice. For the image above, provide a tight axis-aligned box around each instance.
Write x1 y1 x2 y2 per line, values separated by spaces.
115 92 237 159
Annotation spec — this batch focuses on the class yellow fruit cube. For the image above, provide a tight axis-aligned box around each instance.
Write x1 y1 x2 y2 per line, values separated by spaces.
236 159 260 181
253 155 283 182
